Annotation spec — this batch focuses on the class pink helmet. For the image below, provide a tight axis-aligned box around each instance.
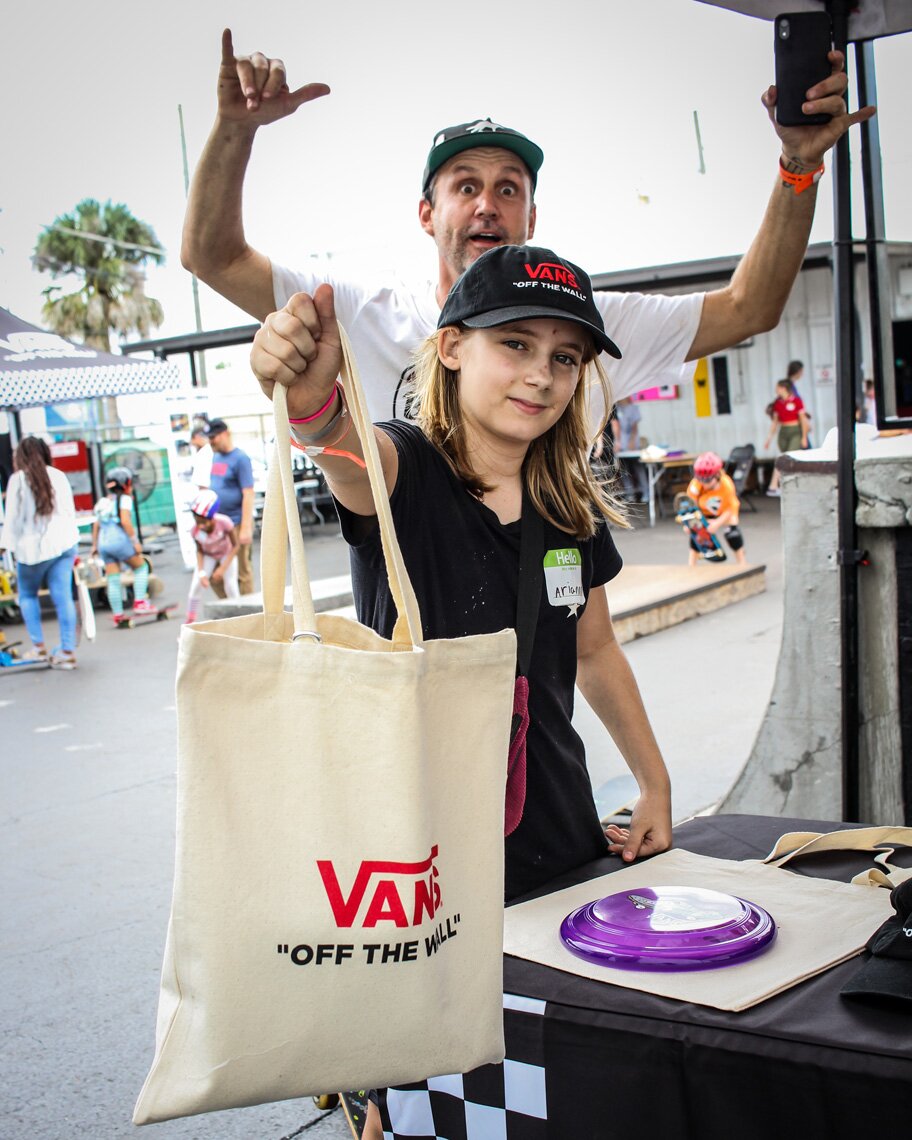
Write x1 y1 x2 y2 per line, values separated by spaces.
190 489 220 518
693 452 723 481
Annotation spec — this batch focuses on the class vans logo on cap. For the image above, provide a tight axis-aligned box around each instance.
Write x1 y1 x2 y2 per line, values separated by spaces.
524 261 581 290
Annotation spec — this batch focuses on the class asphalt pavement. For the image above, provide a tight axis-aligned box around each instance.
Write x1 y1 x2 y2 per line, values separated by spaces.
1 496 784 1138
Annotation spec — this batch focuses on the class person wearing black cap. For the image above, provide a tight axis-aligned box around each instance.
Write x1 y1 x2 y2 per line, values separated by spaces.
252 242 669 885
206 418 256 595
252 243 673 1138
184 29 872 425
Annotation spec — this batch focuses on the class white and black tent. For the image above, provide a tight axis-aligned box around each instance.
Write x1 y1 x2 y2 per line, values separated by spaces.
0 306 178 412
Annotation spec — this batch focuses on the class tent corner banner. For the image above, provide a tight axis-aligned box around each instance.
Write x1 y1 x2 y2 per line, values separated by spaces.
0 307 179 411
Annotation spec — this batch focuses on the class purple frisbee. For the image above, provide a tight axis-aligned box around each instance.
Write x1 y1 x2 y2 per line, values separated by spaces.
559 885 776 972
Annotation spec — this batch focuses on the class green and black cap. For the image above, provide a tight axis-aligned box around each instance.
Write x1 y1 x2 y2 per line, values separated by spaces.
422 118 544 194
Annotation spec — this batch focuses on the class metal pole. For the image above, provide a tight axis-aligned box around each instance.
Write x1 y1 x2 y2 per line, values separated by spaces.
693 110 706 175
856 42 895 424
830 0 862 821
178 104 207 388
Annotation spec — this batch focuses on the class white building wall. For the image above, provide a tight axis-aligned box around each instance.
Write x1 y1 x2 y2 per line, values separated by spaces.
605 247 912 459
620 266 839 458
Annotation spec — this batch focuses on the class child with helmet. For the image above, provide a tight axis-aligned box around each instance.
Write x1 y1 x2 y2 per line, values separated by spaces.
185 489 239 623
91 467 154 624
684 452 746 566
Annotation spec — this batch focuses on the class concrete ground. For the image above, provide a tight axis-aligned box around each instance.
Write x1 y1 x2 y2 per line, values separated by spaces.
582 493 784 821
1 491 783 1139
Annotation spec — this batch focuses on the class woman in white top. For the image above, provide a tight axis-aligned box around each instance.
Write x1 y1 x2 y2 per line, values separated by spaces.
0 437 80 668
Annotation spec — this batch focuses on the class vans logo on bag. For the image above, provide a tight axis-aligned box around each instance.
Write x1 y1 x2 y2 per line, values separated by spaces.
317 845 441 928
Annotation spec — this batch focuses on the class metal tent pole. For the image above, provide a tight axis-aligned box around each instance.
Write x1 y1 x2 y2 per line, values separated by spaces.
830 0 862 820
856 42 894 426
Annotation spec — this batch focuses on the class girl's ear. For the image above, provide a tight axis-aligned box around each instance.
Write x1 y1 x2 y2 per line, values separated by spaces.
437 327 462 370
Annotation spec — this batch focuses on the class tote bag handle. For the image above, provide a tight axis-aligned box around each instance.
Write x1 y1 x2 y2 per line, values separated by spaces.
260 323 424 652
763 826 912 887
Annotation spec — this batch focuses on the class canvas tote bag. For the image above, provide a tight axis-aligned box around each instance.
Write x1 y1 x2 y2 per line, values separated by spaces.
763 826 912 888
133 330 517 1125
503 831 904 1012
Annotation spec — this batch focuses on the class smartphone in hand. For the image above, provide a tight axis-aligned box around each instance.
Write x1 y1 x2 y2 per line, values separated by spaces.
774 11 833 127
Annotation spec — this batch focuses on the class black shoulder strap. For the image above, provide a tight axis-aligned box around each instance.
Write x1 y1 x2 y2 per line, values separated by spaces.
516 491 544 678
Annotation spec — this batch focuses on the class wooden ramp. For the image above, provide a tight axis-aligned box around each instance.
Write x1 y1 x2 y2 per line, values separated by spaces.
206 565 766 644
607 563 766 644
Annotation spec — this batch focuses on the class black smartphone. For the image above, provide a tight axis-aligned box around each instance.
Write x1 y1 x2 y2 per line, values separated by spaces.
774 11 833 127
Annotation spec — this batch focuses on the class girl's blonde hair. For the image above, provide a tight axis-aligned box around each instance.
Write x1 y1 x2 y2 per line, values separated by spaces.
411 328 629 537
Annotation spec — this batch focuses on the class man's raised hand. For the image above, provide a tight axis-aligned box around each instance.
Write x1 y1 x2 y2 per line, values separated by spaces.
763 49 875 167
218 28 330 125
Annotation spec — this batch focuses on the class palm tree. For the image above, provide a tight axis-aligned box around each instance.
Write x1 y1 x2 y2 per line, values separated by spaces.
32 199 165 352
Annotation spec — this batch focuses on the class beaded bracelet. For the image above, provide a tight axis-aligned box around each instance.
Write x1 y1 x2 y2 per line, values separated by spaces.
779 158 825 195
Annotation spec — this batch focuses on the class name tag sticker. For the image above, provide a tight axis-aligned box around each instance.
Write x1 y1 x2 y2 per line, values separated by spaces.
544 548 583 616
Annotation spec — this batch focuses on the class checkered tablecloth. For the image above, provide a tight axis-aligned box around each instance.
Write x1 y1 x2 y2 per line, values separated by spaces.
378 994 548 1139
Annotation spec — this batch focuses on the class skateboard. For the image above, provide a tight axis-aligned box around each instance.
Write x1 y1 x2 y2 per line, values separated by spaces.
312 1091 369 1137
114 603 178 629
0 636 51 672
594 772 640 825
674 494 727 563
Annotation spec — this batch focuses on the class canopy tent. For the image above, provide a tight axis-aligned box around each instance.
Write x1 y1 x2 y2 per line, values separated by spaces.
696 0 912 40
0 307 178 412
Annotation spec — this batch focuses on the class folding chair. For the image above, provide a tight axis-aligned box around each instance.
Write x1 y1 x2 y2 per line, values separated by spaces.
726 444 758 512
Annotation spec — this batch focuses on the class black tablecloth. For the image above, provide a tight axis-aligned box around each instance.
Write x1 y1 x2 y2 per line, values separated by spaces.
504 814 912 1138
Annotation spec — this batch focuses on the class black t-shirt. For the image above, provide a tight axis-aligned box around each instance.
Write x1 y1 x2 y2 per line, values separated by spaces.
335 421 623 900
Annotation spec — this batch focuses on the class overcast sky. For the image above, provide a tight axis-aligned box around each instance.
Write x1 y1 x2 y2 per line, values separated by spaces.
3 0 910 346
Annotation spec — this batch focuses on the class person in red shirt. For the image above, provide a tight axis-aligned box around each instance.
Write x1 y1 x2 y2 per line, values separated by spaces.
764 378 809 495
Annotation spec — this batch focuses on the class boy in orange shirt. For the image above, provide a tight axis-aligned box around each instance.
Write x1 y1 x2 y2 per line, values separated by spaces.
684 452 746 566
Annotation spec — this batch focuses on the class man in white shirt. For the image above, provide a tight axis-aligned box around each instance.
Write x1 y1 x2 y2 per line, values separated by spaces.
182 29 874 423
190 423 213 490
177 422 215 571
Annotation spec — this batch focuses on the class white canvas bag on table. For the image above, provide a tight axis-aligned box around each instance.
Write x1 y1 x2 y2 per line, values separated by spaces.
503 836 901 1012
133 330 516 1125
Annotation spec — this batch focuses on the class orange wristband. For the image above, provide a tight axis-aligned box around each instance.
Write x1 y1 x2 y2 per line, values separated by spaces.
779 159 825 195
289 414 367 469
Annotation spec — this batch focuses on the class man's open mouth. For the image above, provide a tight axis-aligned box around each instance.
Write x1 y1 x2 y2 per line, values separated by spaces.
469 232 503 247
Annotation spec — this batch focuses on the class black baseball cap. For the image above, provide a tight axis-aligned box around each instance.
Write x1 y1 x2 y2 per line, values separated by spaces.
206 418 229 438
841 877 912 1011
422 119 544 194
438 245 622 360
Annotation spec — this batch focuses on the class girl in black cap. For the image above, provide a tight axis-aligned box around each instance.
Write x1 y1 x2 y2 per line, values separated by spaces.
252 244 671 891
253 244 673 1140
